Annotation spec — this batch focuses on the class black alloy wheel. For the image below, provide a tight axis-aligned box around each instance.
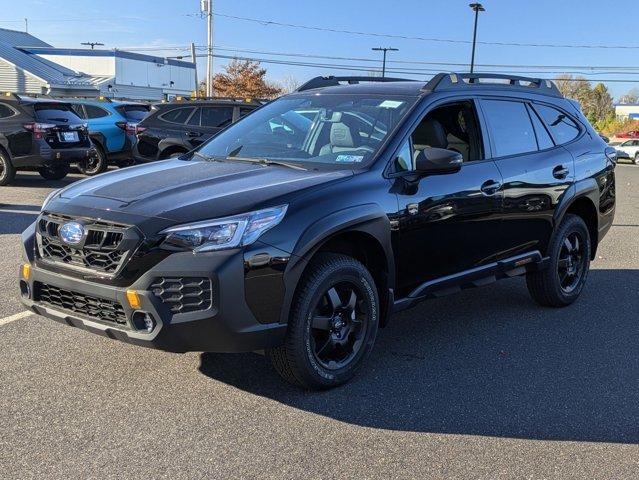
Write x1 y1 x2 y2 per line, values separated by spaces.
557 232 586 294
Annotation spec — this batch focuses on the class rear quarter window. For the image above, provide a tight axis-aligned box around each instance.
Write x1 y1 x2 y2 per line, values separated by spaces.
533 104 581 145
159 107 196 124
0 103 15 119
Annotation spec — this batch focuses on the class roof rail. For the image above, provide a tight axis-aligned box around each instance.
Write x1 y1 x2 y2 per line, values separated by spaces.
423 72 563 98
296 75 414 92
165 96 266 104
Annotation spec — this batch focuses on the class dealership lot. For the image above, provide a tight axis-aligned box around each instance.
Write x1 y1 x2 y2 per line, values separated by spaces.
0 166 638 478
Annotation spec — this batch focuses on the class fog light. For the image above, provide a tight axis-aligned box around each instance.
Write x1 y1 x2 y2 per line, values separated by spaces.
132 311 156 333
21 263 30 280
126 290 141 309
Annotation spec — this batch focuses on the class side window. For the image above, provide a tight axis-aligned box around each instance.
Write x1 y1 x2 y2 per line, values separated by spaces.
187 108 201 126
200 107 234 128
481 100 537 157
71 104 86 119
527 104 554 150
160 107 195 124
533 104 580 145
0 103 14 118
394 140 413 172
239 106 255 118
84 105 110 119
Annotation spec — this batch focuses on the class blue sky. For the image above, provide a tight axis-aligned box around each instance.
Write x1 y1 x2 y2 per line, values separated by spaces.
2 0 638 99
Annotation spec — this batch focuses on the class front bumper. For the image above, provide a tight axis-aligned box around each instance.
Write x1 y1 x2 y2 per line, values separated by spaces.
19 247 286 353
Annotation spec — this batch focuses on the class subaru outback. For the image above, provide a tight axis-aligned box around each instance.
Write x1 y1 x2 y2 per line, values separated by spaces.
19 74 616 389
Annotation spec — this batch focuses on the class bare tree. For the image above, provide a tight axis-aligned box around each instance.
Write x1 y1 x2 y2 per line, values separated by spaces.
278 75 301 94
618 88 639 104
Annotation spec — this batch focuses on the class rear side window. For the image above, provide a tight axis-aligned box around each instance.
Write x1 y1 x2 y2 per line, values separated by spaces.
84 105 110 119
239 106 256 118
71 104 86 119
481 100 537 157
0 103 15 118
160 107 195 124
115 104 150 122
533 104 580 145
527 104 554 150
200 107 234 128
34 103 83 123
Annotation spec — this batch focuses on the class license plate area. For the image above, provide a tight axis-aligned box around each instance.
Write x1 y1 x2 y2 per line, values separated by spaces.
59 131 79 142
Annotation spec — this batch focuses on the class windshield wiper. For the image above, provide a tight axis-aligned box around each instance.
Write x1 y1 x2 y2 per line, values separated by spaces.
227 156 308 171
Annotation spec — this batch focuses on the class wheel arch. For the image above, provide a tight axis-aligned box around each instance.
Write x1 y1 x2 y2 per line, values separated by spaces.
281 205 396 327
158 142 188 159
554 182 600 259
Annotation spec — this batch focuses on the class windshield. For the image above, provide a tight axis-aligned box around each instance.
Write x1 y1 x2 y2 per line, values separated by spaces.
197 94 417 167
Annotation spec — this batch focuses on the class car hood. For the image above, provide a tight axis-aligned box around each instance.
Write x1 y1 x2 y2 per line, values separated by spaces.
58 159 352 223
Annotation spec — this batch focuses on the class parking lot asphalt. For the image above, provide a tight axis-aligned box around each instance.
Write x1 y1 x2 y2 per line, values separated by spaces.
0 166 638 479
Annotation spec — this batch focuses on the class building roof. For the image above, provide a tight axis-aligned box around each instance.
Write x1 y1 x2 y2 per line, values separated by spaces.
0 28 51 48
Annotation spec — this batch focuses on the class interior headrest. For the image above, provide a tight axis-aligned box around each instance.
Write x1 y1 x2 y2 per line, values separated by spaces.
330 122 355 148
416 119 448 149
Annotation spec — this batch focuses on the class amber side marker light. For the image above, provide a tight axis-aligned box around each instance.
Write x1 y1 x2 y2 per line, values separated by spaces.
126 290 142 309
21 263 31 280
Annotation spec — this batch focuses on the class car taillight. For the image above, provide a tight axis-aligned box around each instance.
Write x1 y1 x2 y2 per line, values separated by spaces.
125 123 146 135
115 121 127 131
23 122 56 139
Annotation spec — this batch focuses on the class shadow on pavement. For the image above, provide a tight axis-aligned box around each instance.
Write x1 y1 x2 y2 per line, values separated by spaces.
0 204 41 234
199 269 639 444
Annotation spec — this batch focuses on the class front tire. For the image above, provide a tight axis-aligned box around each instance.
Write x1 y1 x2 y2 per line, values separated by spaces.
0 149 16 186
527 214 591 307
38 164 69 181
267 253 379 389
634 152 639 165
77 144 107 176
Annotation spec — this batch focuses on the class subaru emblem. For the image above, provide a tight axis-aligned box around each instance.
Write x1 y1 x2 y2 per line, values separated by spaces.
59 222 85 245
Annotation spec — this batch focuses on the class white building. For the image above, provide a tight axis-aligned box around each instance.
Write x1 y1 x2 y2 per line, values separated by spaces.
615 104 639 120
0 28 195 100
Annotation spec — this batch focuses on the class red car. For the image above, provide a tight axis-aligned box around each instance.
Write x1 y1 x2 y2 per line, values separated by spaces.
615 130 639 138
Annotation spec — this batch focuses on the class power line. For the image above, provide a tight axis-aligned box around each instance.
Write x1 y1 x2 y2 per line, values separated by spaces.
214 12 639 50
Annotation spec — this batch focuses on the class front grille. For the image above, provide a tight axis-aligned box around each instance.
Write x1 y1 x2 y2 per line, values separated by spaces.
35 282 127 325
150 277 212 314
37 213 136 276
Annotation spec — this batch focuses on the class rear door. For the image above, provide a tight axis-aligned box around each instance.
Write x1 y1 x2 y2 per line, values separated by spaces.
182 105 234 148
478 98 577 257
84 104 124 153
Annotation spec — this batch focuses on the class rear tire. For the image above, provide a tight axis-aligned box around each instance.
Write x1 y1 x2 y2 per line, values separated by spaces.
38 164 69 181
0 149 16 186
267 253 379 390
527 214 591 307
77 144 107 176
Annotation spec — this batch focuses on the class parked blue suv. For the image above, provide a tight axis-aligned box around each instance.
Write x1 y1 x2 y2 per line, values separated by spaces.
68 98 150 175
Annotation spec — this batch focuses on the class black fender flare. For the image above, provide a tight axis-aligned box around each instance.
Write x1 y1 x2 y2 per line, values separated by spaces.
278 204 395 325
88 132 106 154
158 139 188 158
552 178 600 253
0 136 11 159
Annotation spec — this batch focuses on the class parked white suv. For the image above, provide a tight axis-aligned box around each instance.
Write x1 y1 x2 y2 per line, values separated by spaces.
614 139 639 164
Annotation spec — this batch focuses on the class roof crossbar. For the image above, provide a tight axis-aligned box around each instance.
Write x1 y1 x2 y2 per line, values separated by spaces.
296 75 414 92
422 72 563 98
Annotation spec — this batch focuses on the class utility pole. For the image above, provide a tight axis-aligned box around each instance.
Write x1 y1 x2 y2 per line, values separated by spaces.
469 3 485 74
191 42 198 96
81 42 104 50
24 18 28 33
371 47 398 78
201 0 214 97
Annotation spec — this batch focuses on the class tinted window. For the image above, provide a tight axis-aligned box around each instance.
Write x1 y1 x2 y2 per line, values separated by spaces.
187 108 201 126
239 106 255 118
527 105 554 150
71 104 86 119
34 103 83 123
200 107 234 128
533 104 580 145
481 100 537 157
160 107 195 124
0 103 14 118
115 104 150 122
84 105 110 119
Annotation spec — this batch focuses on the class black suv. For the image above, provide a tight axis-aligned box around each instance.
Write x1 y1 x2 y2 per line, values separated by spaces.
19 74 616 389
0 94 93 185
132 98 263 162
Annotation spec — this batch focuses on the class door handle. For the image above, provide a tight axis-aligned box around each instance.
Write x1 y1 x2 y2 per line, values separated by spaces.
186 131 201 138
553 165 570 179
480 179 502 196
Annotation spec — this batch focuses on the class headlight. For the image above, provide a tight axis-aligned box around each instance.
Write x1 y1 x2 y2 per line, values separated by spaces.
41 188 61 212
160 205 288 253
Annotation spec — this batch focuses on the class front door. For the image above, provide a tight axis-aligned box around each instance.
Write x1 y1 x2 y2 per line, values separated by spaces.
393 99 504 296
183 106 235 149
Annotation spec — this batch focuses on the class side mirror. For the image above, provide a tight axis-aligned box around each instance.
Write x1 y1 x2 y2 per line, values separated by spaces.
415 148 463 175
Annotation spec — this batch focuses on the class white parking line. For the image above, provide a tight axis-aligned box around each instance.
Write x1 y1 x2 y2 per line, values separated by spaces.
0 311 32 327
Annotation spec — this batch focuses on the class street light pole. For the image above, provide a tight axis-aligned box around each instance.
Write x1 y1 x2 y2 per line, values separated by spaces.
372 47 398 78
201 0 214 97
469 3 485 74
